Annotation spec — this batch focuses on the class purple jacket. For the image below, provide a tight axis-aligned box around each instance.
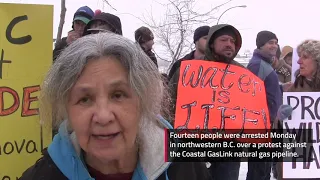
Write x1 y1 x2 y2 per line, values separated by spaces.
247 49 282 122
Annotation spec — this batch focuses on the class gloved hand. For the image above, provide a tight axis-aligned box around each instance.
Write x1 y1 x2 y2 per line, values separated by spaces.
273 104 293 129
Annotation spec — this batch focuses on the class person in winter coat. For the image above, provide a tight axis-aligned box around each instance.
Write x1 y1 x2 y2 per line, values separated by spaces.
168 24 244 180
82 12 122 36
246 31 282 180
20 33 211 180
276 40 320 180
248 31 282 124
167 25 210 81
53 6 94 62
271 45 292 84
280 45 293 67
135 26 158 68
287 39 320 92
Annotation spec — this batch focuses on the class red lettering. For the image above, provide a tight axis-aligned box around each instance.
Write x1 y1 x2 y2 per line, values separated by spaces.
0 87 19 116
21 85 40 117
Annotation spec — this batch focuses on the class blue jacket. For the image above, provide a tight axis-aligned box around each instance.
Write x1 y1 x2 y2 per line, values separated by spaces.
247 49 282 122
20 116 211 180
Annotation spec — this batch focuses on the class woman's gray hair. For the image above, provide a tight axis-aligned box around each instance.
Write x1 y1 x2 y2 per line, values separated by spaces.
294 39 320 90
297 40 320 62
40 32 166 130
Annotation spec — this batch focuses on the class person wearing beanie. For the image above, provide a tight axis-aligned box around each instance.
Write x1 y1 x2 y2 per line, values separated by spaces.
53 6 94 62
247 30 282 180
280 45 293 66
134 26 158 68
168 25 210 81
271 45 292 84
169 24 244 180
83 12 122 36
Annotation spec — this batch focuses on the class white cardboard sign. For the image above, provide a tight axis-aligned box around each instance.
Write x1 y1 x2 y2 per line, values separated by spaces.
283 92 320 179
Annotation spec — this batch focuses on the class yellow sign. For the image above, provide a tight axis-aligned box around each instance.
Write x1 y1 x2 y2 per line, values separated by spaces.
0 3 53 179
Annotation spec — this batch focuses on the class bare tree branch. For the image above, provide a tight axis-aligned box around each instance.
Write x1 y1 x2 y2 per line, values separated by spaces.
102 0 117 11
142 0 232 70
56 0 66 44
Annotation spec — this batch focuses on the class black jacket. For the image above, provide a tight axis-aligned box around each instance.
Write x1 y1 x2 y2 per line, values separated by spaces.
143 47 158 68
20 149 212 180
53 37 68 63
167 50 195 82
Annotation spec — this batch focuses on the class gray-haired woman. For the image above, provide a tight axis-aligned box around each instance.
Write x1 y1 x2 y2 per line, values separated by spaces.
277 40 320 180
288 39 320 92
20 33 211 180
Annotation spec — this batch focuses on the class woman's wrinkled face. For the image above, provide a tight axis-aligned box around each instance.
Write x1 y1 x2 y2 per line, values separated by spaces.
67 56 140 161
298 52 317 79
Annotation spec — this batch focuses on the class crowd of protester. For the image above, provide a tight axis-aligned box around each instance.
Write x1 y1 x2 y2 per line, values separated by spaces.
19 5 320 180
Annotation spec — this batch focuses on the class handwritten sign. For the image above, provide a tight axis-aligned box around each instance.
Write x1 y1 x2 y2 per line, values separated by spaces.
174 60 270 135
283 92 320 179
0 3 53 179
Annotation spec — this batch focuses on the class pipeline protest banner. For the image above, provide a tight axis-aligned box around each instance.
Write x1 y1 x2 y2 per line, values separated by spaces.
0 3 53 179
174 60 271 142
282 92 320 179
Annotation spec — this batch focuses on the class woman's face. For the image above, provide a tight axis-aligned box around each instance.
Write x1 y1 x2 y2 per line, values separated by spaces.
298 52 317 79
67 56 140 162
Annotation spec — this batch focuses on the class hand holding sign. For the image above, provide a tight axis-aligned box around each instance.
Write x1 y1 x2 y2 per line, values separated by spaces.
174 60 270 138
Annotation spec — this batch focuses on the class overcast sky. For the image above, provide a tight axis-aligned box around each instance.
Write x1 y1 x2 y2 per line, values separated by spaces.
2 0 320 61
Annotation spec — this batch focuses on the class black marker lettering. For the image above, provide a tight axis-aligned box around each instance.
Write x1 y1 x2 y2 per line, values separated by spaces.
200 67 218 89
176 101 197 130
220 65 235 90
238 74 251 93
6 15 32 44
0 49 12 79
182 65 202 88
301 96 315 120
201 104 214 129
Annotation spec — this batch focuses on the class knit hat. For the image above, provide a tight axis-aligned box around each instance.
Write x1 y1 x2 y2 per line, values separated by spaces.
193 26 210 43
83 12 122 35
73 6 94 26
256 31 278 49
135 26 154 44
280 46 293 59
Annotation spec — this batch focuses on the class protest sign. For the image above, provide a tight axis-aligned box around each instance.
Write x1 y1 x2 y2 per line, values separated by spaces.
0 3 53 179
283 92 320 179
174 60 270 136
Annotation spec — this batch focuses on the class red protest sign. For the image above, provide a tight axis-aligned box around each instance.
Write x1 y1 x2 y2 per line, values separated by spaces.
174 60 270 135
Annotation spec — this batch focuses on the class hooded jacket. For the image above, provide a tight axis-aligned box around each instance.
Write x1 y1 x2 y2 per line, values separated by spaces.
19 116 211 180
82 12 122 36
168 24 244 119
